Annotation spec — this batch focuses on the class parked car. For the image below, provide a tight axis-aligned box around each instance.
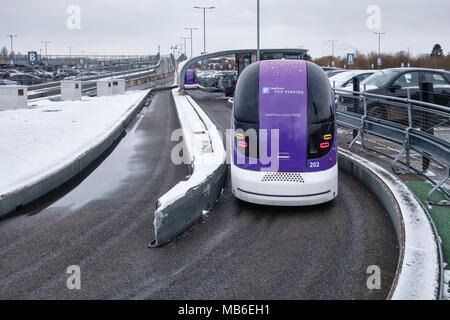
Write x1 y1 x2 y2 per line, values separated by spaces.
219 71 238 96
9 74 43 86
339 68 450 123
0 79 19 85
329 70 376 89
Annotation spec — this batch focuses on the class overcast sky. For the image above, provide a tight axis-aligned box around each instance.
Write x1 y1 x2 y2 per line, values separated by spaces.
1 0 449 58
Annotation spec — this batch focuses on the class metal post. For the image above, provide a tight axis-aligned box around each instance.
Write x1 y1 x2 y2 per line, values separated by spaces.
257 0 260 61
185 27 199 58
194 6 215 54
328 40 338 67
406 89 412 168
5 34 18 58
373 32 385 69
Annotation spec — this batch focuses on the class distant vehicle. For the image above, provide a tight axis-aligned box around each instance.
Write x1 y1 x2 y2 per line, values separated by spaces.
9 74 43 86
326 70 346 78
0 79 19 85
330 70 376 89
322 67 342 72
23 69 53 80
1 70 10 78
185 69 197 85
219 71 238 96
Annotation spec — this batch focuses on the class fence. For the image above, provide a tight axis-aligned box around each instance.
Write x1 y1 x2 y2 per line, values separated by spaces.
335 86 450 206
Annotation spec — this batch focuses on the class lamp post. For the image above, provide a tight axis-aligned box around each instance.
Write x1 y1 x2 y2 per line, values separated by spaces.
180 37 189 56
373 32 385 69
256 0 260 61
5 34 18 58
405 46 412 67
184 27 199 58
328 40 338 67
41 41 51 61
193 6 215 55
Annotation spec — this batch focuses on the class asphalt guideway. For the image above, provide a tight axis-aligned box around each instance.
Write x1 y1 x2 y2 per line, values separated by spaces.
0 89 438 299
186 89 442 299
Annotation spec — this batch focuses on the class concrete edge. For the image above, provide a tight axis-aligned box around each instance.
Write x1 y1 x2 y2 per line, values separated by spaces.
338 147 442 300
0 89 153 217
151 89 227 247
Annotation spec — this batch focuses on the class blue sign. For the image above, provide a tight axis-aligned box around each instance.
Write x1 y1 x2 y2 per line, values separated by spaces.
28 51 38 65
347 53 355 66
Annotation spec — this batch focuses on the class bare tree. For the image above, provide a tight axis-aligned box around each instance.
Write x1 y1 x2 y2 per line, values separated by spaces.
1 46 8 59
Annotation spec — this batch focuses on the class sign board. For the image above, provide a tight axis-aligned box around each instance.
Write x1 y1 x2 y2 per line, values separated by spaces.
377 57 382 66
347 53 355 66
331 60 335 67
28 51 38 65
401 62 405 68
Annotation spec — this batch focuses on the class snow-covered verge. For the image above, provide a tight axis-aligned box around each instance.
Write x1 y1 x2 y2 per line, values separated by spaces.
339 148 442 300
0 90 149 201
156 89 225 210
152 89 226 245
444 266 449 300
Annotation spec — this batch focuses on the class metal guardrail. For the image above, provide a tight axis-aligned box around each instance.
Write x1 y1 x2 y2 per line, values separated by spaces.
334 87 450 206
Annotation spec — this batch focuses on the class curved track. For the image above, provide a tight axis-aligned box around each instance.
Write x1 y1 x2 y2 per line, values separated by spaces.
0 90 398 299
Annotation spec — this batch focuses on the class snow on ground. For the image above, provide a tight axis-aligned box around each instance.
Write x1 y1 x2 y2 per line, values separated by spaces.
155 89 226 211
0 90 149 197
444 265 449 300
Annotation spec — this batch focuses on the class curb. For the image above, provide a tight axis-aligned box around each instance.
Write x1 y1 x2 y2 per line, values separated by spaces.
338 148 442 300
0 90 152 217
151 89 227 246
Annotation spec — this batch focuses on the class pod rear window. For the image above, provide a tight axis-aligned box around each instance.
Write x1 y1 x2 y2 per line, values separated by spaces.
233 62 259 124
306 63 334 124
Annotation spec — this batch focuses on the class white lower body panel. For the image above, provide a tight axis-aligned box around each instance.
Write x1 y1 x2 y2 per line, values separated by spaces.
231 164 338 206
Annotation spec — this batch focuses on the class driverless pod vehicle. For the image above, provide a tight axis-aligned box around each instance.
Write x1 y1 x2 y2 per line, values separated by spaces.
185 69 197 85
231 59 338 206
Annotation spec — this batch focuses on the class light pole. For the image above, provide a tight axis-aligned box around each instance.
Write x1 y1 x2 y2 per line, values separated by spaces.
405 46 412 67
67 46 74 59
180 37 189 56
193 6 215 55
373 32 385 69
328 40 338 67
257 0 260 61
41 41 51 59
184 27 199 58
5 34 18 58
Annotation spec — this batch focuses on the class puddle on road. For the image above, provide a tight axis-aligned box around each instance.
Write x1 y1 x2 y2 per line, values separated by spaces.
49 106 150 211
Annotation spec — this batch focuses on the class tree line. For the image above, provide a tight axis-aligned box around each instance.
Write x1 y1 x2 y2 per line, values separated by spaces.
313 44 449 70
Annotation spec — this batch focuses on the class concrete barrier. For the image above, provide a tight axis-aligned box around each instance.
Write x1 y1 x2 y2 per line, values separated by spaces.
151 89 227 246
338 148 443 300
0 90 152 217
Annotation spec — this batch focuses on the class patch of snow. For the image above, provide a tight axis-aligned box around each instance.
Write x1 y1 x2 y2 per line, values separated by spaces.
155 89 226 211
443 265 449 300
339 148 441 300
0 90 150 198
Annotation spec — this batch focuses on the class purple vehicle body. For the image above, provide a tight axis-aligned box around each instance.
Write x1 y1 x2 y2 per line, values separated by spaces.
185 69 196 85
231 59 338 206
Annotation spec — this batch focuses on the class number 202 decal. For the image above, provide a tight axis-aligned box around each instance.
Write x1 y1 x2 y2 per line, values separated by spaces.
310 162 320 168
